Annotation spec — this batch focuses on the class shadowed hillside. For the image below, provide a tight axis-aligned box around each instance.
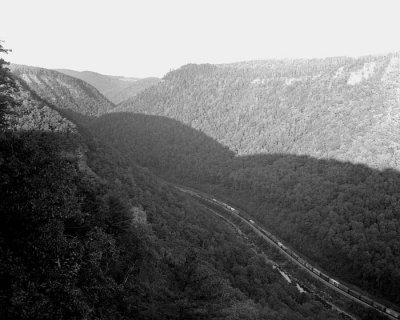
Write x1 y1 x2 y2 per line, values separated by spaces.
90 112 400 306
91 112 234 182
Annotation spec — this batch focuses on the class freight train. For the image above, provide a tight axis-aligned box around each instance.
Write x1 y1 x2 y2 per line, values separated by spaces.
177 187 400 319
202 193 400 319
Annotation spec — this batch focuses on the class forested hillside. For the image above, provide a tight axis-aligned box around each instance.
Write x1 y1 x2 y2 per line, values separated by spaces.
10 64 115 119
96 54 400 305
119 54 400 169
1 46 343 319
57 69 160 104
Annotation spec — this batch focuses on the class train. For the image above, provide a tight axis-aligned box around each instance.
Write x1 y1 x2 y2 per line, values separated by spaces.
182 190 400 320
205 195 400 319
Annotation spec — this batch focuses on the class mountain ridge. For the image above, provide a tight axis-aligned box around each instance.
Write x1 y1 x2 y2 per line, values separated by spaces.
56 68 160 104
10 64 116 125
117 52 400 171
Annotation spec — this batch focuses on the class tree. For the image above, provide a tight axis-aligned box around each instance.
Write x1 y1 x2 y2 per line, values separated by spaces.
0 40 18 127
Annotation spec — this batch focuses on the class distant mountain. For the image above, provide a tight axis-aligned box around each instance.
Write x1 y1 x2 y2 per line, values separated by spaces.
10 64 115 125
57 69 160 104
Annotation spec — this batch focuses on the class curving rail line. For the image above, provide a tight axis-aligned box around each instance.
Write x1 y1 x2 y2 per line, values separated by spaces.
176 185 400 320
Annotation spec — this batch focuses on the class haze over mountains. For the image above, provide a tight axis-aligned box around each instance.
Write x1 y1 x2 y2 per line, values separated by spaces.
57 69 160 104
3 48 400 319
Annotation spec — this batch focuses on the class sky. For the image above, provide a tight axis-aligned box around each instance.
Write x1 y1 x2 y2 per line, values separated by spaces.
1 0 400 78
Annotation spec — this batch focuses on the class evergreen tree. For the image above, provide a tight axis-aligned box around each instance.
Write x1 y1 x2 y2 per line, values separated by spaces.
0 41 18 127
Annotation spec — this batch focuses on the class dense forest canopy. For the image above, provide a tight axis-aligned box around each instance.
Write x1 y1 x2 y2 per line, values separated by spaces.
1 43 345 319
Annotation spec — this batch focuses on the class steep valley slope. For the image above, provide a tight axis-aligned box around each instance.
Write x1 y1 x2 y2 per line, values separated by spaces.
10 64 115 119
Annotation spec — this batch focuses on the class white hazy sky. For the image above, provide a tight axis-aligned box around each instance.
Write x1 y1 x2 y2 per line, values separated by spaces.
1 0 400 78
